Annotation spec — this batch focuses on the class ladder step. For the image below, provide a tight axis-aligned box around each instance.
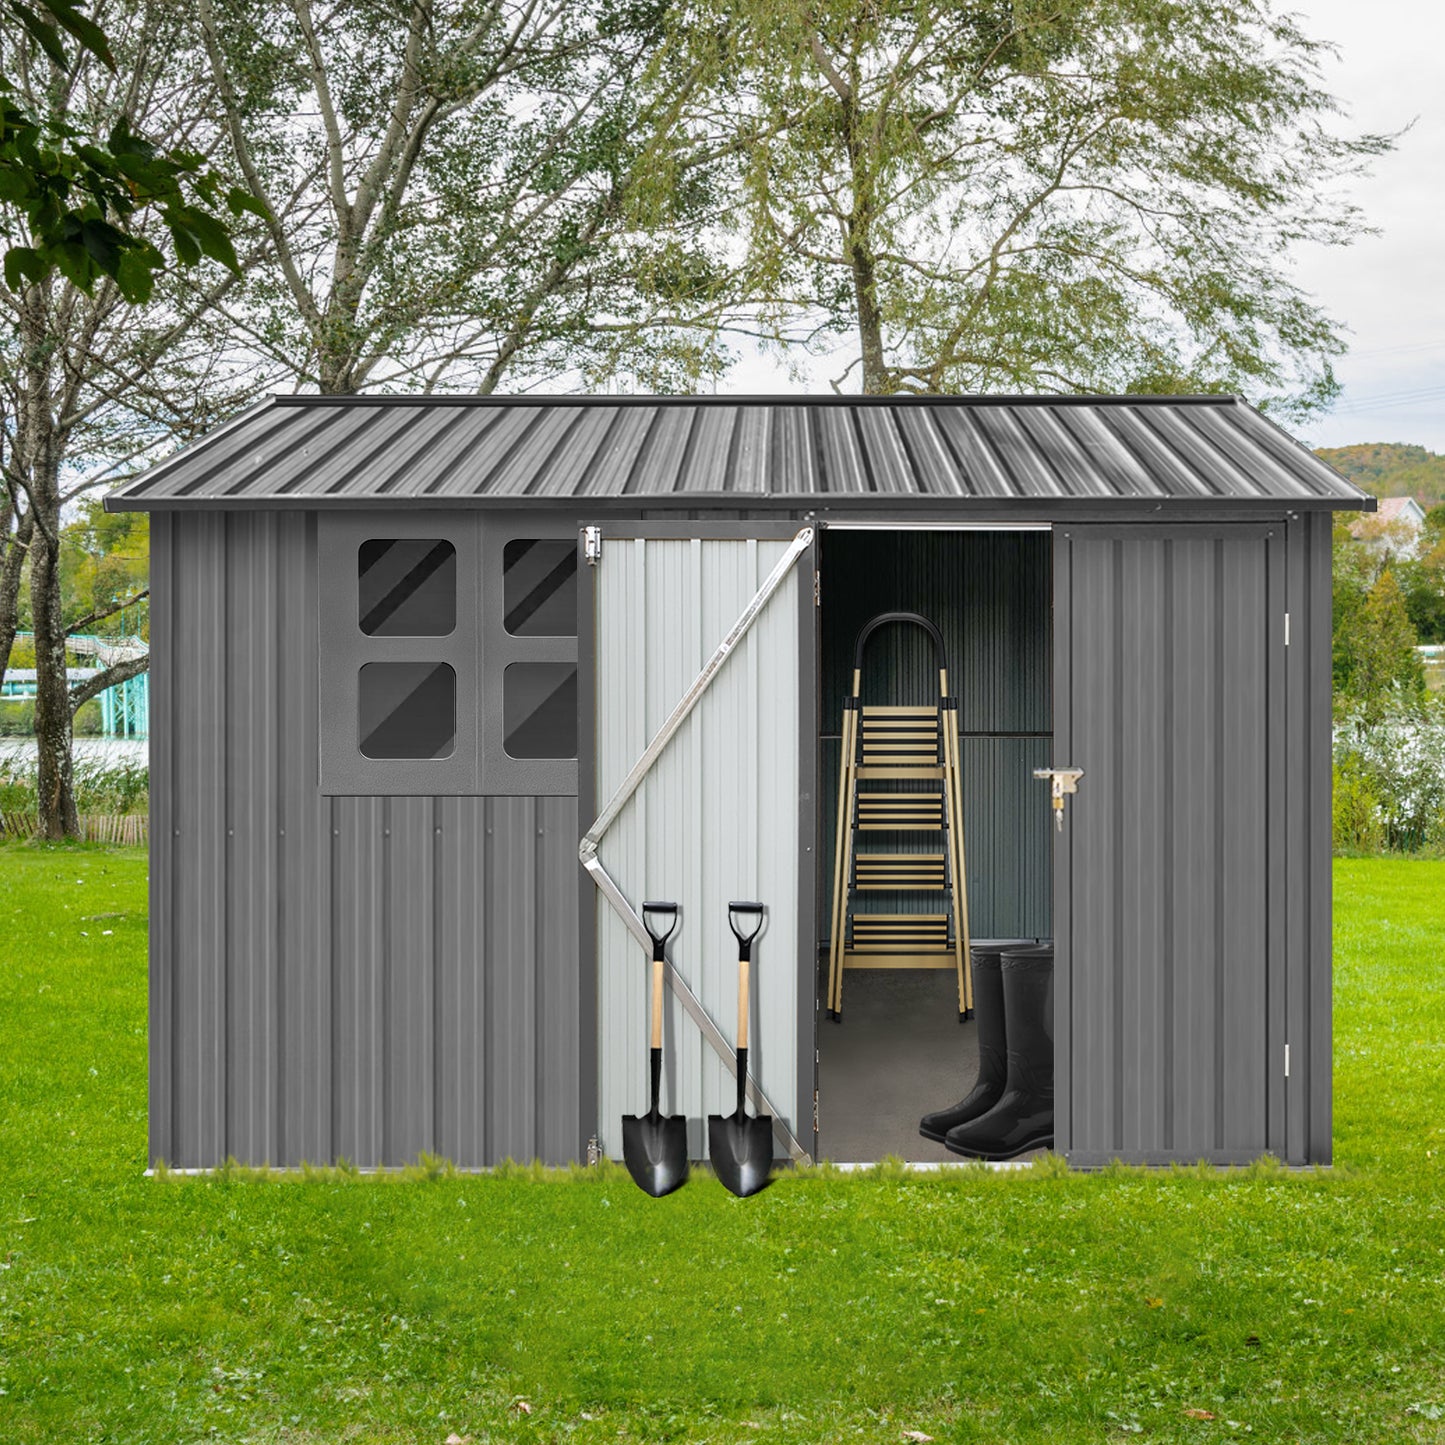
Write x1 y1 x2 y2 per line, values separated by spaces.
857 794 946 830
849 913 951 950
854 852 947 889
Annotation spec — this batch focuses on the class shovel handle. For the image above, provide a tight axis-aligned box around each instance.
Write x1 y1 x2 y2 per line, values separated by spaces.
737 956 750 1052
728 901 764 960
651 956 665 1051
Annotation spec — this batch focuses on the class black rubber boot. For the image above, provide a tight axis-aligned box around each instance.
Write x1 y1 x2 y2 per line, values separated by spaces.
944 944 1054 1161
918 942 1024 1143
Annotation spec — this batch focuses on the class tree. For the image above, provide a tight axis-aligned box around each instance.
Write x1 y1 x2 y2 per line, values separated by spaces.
2 0 267 838
1397 505 1445 645
196 0 731 396
697 0 1390 401
1333 548 1426 721
1 0 256 300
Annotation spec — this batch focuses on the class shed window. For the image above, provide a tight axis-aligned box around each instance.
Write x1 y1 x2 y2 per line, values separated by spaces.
503 662 577 758
503 539 577 636
359 661 456 759
358 538 456 636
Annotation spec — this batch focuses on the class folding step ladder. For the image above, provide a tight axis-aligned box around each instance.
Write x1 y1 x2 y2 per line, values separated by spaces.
826 611 972 1021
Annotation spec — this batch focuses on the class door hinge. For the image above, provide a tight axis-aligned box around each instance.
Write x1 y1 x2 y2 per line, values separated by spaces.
813 1090 819 1134
1284 1044 1290 1078
583 525 602 566
1284 612 1291 647
813 569 821 607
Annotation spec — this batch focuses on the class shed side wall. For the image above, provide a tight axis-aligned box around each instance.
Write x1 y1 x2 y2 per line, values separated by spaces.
149 510 580 1169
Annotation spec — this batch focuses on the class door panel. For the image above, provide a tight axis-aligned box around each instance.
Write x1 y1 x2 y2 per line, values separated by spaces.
1056 524 1283 1164
588 531 812 1161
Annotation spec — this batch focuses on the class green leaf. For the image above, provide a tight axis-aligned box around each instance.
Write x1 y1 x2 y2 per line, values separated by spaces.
166 205 241 273
43 0 114 67
112 247 154 304
3 244 44 290
226 186 271 221
6 1 71 68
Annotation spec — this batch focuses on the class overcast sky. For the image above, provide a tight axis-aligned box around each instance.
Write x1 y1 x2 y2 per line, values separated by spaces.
727 2 1444 453
1287 0 1445 452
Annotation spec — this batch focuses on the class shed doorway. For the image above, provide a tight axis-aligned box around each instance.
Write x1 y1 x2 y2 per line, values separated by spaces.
816 526 1053 1162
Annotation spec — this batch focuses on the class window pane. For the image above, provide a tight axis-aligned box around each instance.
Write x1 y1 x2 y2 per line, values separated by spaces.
359 662 456 759
503 662 577 758
359 539 456 636
503 539 577 636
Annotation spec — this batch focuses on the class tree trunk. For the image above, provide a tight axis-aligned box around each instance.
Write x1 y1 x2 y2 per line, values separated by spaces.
838 76 891 396
848 233 891 394
0 505 34 682
31 526 79 839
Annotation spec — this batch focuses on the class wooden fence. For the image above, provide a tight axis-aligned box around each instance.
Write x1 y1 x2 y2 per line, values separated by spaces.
0 811 148 845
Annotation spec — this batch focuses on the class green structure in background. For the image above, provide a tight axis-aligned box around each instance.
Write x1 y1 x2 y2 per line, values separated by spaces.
1 632 149 738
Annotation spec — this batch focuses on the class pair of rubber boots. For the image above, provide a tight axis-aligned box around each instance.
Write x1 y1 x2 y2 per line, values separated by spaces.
920 942 1054 1160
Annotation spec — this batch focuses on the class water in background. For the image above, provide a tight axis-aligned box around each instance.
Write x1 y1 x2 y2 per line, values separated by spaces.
0 737 148 768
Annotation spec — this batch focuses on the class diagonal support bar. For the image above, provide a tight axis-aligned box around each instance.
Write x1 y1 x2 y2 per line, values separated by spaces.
581 527 815 1164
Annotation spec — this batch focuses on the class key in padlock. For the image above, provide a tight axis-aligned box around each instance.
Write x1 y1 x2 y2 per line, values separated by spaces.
1033 767 1085 831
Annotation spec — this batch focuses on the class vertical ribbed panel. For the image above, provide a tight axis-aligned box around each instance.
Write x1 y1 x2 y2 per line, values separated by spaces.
593 538 800 1160
1059 526 1278 1164
153 513 580 1168
819 531 1052 940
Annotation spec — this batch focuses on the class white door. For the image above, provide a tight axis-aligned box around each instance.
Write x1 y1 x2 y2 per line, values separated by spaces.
582 525 815 1163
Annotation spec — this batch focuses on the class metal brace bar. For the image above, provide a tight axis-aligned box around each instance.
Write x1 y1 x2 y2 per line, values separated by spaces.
582 528 814 854
580 527 815 1164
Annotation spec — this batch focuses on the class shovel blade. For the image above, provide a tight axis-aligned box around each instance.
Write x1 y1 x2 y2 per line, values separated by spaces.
621 1111 689 1197
708 1111 774 1198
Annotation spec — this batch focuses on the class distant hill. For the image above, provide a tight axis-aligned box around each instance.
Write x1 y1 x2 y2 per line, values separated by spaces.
1314 444 1445 509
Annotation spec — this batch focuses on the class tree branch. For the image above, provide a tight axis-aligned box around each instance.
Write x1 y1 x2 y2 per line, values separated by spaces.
69 654 150 714
68 589 150 636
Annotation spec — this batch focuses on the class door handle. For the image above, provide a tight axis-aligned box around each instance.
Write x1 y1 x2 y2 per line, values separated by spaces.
1033 767 1085 832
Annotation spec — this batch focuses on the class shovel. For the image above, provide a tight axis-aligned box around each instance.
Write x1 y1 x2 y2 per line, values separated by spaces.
622 901 689 1197
709 901 773 1198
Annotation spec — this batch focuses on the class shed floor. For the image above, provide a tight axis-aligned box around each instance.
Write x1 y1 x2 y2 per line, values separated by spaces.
816 965 980 1163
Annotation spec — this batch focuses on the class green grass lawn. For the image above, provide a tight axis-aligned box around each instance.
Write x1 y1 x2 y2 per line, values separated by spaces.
2 849 1443 1443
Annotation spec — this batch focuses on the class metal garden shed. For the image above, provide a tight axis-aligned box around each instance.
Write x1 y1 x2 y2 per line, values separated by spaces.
106 393 1370 1172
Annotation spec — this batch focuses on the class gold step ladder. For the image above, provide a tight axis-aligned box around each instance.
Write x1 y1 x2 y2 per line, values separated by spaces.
826 612 972 1021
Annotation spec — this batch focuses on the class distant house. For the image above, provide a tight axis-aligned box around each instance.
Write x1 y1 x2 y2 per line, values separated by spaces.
1351 495 1426 556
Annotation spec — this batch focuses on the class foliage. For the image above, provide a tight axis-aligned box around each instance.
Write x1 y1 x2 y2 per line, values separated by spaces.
0 749 147 811
0 0 259 301
1315 443 1445 509
1333 703 1445 854
1 849 1444 1441
198 0 730 394
1396 506 1445 645
1331 756 1385 854
690 0 1391 401
57 499 148 636
1331 519 1427 718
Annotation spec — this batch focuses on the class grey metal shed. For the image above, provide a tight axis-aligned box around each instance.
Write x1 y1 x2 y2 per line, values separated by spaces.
107 393 1369 1171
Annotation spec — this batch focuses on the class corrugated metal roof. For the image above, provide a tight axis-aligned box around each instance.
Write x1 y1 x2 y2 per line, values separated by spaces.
106 394 1372 511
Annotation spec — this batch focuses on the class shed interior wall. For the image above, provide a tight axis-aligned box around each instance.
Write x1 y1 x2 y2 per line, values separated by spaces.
815 528 1053 1161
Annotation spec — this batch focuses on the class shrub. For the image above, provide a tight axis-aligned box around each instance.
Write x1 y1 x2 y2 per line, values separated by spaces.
0 753 149 817
1334 702 1445 853
1332 756 1384 853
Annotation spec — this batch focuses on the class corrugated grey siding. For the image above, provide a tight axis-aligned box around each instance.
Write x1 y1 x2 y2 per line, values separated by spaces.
819 531 1052 940
149 511 580 1169
592 537 802 1160
109 395 1370 510
1055 523 1284 1165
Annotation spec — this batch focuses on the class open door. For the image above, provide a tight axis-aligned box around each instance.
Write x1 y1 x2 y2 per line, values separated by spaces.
1053 523 1286 1166
580 524 817 1164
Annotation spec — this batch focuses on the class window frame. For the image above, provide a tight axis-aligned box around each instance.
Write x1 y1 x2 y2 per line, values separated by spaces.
319 511 480 796
317 510 579 797
480 513 579 795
